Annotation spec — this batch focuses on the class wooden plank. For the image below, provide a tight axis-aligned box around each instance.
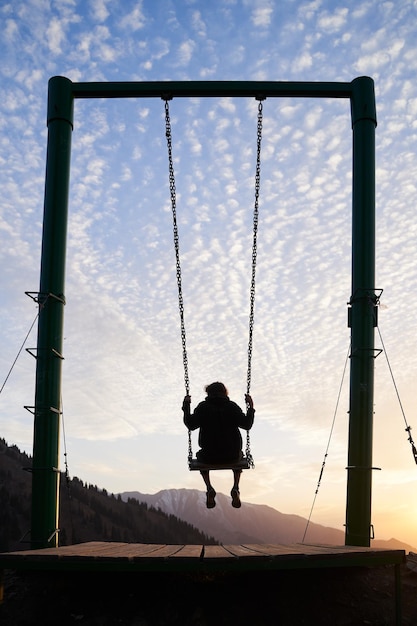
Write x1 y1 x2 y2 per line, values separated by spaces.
237 543 406 566
114 544 175 558
200 545 237 558
168 545 203 558
6 542 131 558
64 542 132 556
303 542 397 554
1 542 170 562
301 543 371 553
130 545 185 559
222 544 269 558
81 543 169 559
241 544 308 556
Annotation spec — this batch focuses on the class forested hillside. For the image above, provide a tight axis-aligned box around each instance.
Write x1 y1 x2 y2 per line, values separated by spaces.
0 438 216 552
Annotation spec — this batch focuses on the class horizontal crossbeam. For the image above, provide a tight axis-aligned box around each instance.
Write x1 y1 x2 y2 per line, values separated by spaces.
71 80 352 100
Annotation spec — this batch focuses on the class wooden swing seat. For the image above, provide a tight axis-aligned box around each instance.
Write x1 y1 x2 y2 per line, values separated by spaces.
188 457 251 471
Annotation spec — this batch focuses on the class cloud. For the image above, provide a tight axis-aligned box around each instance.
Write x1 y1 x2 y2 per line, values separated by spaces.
139 37 171 71
191 10 207 37
177 39 195 66
252 4 273 28
297 0 323 22
4 18 19 42
75 25 121 64
46 16 66 54
317 7 349 33
90 0 110 22
291 52 313 72
118 2 146 31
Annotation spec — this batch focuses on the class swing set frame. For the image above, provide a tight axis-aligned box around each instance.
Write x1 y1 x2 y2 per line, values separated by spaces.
30 77 377 550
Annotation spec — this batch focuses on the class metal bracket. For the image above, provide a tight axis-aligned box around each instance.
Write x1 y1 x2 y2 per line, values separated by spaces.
346 466 382 471
25 291 66 305
347 288 382 328
24 405 61 415
23 466 60 473
343 523 376 540
349 347 383 359
25 347 64 360
348 287 383 306
21 529 60 546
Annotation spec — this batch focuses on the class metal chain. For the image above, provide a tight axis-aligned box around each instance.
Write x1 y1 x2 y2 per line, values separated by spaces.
244 98 264 470
188 429 193 464
245 430 255 468
164 99 190 397
246 99 264 397
165 97 263 469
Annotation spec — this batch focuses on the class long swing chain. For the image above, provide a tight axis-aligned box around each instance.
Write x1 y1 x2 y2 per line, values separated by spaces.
165 97 263 467
246 98 264 397
245 98 264 469
164 98 190 398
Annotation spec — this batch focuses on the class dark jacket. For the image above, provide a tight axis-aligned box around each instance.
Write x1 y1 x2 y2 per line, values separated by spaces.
184 396 255 463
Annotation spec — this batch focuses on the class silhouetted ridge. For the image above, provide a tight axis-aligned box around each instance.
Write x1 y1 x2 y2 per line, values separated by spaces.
0 437 216 552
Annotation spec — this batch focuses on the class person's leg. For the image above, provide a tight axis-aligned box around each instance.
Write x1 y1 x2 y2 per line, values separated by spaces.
200 470 216 508
233 469 242 490
200 469 213 490
231 470 242 508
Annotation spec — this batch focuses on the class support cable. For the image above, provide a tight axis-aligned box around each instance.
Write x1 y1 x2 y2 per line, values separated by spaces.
0 311 39 396
377 326 417 465
60 395 75 544
302 341 351 543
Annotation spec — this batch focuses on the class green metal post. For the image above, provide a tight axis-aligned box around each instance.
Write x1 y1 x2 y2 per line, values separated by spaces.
345 77 377 546
30 76 73 548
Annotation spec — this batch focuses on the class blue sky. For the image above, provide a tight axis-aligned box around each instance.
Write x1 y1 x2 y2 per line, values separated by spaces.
1 0 417 547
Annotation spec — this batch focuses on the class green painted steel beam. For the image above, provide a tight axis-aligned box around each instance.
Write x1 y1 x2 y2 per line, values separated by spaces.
345 76 377 547
31 76 74 549
71 80 352 100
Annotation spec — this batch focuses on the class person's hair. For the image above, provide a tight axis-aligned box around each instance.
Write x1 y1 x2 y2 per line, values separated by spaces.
205 381 228 397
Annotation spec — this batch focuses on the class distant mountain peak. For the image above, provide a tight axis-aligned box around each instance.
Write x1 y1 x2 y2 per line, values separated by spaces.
121 487 343 545
121 488 417 553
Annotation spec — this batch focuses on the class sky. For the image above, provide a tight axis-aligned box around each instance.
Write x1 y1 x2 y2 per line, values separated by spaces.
1 0 417 548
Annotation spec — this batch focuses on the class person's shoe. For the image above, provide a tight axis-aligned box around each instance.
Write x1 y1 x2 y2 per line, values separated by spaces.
206 488 216 509
231 487 241 508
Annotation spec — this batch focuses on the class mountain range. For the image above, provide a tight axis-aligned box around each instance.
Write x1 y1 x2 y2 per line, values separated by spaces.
122 488 417 552
1 437 414 553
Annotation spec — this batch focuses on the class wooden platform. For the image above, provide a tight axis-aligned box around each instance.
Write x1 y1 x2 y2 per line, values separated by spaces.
0 543 406 623
0 541 405 574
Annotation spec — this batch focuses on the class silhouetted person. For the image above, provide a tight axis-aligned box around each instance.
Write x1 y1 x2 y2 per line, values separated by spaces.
182 381 255 509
